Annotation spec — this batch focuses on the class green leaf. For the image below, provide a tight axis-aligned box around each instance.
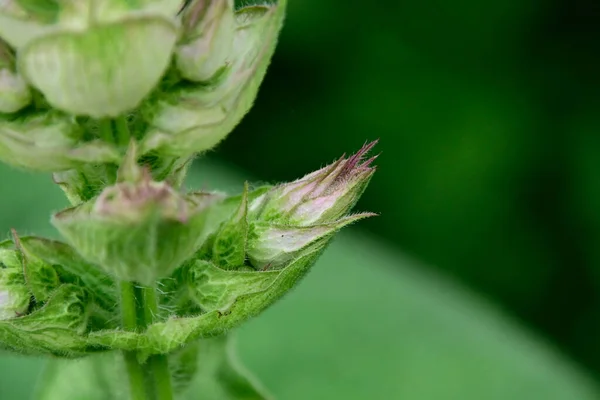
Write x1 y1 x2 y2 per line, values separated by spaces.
139 246 323 359
35 335 269 400
0 284 91 357
212 183 250 269
16 236 117 314
34 350 130 400
238 232 600 400
178 335 271 399
188 260 280 313
0 243 31 319
13 233 59 303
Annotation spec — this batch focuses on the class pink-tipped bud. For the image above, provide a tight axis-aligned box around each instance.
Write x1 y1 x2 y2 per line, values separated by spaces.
250 141 378 226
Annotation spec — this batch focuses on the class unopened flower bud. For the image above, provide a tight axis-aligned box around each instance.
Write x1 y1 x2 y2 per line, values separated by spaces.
51 145 225 284
250 141 378 226
140 1 287 156
176 0 236 82
0 112 120 171
0 40 31 113
246 215 370 270
2 0 180 117
0 245 31 320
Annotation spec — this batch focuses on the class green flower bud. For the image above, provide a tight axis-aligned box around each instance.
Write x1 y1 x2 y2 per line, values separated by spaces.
51 146 226 284
0 39 31 113
246 215 370 270
251 141 378 226
0 246 31 320
176 0 236 82
140 0 287 156
0 112 120 171
1 0 180 117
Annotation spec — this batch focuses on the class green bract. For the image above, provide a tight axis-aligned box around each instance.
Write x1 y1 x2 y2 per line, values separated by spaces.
0 245 31 320
176 0 236 82
0 39 31 113
0 145 376 359
0 112 120 171
141 2 287 156
0 1 377 399
51 145 224 285
1 0 180 117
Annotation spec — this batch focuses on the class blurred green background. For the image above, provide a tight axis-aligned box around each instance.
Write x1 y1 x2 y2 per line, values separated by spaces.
2 0 600 398
221 0 600 381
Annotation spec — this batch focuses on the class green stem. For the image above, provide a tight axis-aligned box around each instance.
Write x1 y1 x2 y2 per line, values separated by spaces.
98 118 114 143
119 281 147 400
142 287 175 400
114 115 131 147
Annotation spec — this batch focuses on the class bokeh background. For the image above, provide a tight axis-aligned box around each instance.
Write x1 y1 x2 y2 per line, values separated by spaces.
1 0 600 398
224 0 600 380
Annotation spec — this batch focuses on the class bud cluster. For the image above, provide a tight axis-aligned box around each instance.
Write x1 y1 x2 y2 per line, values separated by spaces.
0 143 376 359
0 0 286 180
0 1 378 398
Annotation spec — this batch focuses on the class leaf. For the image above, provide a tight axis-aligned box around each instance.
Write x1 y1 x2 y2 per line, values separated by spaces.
34 351 131 400
0 284 92 357
17 236 117 313
178 335 271 400
212 183 250 269
13 232 59 303
188 260 280 313
34 335 270 400
237 232 600 400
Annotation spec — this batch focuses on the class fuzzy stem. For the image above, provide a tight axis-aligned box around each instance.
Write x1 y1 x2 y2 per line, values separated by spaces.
99 118 114 143
114 115 131 147
142 287 174 400
119 281 147 400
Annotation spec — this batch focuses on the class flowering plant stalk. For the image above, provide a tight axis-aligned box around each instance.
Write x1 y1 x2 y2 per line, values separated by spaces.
0 1 376 399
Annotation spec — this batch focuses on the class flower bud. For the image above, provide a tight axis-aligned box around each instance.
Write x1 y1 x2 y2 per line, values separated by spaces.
0 112 120 171
0 40 31 113
51 146 225 284
250 141 378 226
246 215 369 270
140 1 287 156
0 245 31 320
2 0 180 117
176 0 236 82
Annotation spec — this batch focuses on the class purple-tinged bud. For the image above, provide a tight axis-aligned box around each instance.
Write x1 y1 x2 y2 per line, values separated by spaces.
51 144 226 284
175 0 236 82
250 141 378 226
